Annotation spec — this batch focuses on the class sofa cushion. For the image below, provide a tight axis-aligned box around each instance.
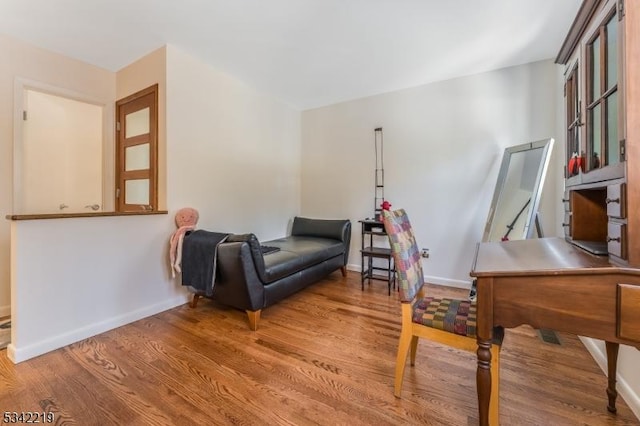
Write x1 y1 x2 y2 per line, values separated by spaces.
291 217 350 241
261 236 345 283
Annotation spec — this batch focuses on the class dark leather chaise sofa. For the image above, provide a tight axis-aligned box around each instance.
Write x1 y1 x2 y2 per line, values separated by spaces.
190 216 351 330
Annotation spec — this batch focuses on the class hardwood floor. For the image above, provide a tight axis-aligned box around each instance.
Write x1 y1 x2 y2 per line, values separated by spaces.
1 271 638 425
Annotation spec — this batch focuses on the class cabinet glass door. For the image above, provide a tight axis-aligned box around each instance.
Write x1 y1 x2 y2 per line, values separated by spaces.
565 64 581 177
586 11 619 170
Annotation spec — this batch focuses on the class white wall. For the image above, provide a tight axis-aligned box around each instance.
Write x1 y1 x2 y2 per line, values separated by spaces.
301 59 560 286
165 45 301 240
9 215 184 362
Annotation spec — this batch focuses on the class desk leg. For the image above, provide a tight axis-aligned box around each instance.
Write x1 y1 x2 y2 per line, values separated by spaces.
605 341 619 413
477 338 492 426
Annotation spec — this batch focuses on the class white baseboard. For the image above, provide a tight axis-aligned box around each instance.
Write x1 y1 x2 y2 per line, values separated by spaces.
346 263 472 290
7 294 190 364
580 337 640 421
424 275 472 289
0 305 10 317
346 263 361 272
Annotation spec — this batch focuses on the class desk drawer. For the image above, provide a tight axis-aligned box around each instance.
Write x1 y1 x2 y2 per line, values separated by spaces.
607 183 626 218
617 284 640 343
607 222 626 259
563 213 571 237
563 190 571 212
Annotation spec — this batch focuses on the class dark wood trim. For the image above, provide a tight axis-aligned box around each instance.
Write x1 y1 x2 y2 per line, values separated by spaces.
6 210 167 221
115 84 159 212
116 83 158 105
122 134 150 147
625 0 639 266
556 0 601 64
121 169 150 180
565 64 581 173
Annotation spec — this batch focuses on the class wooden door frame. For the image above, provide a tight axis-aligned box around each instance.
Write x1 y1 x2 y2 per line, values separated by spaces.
115 84 158 212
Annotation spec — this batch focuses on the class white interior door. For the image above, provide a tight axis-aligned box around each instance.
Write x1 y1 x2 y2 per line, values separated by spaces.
21 90 103 214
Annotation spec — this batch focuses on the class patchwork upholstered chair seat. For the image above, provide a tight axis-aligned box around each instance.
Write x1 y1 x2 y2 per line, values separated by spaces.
382 208 501 424
412 297 477 337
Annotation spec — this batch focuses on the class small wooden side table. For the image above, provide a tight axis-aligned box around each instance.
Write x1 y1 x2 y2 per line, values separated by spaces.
360 219 395 295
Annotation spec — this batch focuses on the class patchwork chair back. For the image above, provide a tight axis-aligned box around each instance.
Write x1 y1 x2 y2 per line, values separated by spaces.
382 208 502 424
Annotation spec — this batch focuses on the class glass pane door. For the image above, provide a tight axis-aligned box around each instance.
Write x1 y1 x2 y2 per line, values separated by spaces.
115 85 158 212
586 11 619 171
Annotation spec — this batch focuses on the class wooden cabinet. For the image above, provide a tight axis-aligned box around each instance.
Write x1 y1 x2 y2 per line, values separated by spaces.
557 0 640 266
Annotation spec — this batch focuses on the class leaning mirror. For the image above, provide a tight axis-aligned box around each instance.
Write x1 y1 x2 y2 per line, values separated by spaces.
482 138 554 242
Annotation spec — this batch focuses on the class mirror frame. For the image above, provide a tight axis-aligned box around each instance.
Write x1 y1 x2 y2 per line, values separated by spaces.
482 138 555 242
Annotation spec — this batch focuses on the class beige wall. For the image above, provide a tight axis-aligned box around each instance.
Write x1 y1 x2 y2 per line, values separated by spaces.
0 34 116 316
8 43 302 362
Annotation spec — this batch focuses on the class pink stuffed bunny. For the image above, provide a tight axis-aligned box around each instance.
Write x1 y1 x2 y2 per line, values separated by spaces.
169 207 199 277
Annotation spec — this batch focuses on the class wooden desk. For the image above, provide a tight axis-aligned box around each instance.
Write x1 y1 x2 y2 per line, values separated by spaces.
470 237 640 426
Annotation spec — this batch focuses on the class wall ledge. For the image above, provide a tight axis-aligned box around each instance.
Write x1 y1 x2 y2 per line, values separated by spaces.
6 210 168 221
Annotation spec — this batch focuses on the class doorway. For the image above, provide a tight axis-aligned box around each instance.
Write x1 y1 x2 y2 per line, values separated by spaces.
15 88 105 214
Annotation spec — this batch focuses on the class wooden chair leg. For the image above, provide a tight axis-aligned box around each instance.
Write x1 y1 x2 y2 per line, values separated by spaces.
189 294 201 308
246 310 261 331
394 328 413 398
409 336 419 366
340 266 347 277
489 344 501 425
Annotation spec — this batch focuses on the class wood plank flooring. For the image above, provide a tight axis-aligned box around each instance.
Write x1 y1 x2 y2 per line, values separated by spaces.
0 271 638 425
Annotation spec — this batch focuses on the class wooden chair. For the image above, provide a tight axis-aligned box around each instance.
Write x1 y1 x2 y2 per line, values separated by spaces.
382 208 503 424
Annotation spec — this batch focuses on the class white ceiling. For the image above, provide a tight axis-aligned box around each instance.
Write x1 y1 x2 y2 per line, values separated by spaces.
0 0 582 110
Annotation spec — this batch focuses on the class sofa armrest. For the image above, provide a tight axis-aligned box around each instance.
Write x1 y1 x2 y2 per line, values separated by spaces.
291 217 351 265
225 233 270 282
214 241 266 311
